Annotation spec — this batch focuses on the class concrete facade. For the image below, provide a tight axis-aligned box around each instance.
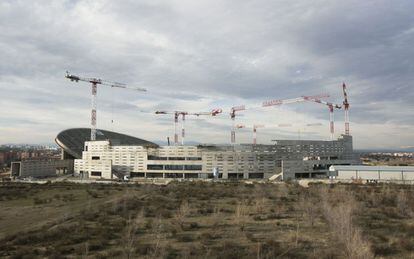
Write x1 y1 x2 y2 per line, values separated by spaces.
11 159 74 178
74 135 358 180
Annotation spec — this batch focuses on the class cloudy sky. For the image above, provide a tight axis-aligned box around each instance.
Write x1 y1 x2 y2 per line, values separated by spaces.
1 0 413 149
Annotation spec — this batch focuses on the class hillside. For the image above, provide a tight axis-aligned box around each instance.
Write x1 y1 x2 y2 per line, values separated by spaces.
0 181 413 258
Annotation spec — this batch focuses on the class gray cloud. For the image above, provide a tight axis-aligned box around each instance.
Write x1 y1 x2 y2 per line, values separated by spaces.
0 0 413 148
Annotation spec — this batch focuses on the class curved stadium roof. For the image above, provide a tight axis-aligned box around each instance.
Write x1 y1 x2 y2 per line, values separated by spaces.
55 128 158 159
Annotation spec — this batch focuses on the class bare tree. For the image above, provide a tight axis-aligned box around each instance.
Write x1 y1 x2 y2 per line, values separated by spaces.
234 201 248 231
321 188 373 259
174 200 190 230
298 194 318 227
123 211 143 259
397 190 412 217
149 216 166 258
82 241 89 259
254 197 266 215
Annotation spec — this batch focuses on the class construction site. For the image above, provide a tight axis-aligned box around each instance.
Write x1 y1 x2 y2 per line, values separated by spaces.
9 72 363 182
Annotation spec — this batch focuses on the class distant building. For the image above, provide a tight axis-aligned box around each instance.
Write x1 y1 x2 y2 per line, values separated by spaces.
11 159 74 178
0 152 6 165
329 165 414 182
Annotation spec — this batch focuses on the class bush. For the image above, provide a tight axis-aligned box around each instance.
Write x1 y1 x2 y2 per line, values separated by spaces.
176 233 195 242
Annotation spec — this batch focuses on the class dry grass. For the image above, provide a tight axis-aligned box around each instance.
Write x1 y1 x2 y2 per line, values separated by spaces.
321 190 373 258
0 181 413 258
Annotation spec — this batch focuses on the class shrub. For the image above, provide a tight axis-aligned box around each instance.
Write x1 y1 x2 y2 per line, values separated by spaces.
174 200 190 230
176 233 194 242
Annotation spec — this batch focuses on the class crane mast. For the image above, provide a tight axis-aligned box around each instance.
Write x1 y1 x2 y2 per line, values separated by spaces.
342 83 350 135
230 105 246 144
65 71 146 141
253 124 264 145
155 109 222 145
229 94 328 145
303 96 341 140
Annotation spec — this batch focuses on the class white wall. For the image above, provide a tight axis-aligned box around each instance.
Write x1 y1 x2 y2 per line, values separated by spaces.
337 170 357 179
380 171 403 180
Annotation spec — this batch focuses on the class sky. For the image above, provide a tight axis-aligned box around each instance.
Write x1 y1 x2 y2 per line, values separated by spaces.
1 0 413 149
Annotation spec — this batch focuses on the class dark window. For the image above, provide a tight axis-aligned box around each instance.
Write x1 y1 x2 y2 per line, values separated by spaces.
184 173 199 178
186 157 202 161
130 172 145 178
207 173 223 179
91 171 102 177
184 165 202 171
147 164 164 170
165 173 183 178
147 155 167 160
164 165 184 170
147 173 163 178
92 156 100 160
228 173 244 179
295 173 310 178
249 173 264 179
207 173 214 179
168 157 185 160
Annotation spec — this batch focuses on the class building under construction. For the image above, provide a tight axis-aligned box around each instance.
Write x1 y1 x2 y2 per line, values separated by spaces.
54 128 359 180
9 75 358 180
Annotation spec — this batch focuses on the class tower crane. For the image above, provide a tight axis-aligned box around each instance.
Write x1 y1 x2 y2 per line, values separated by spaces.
230 105 246 144
342 83 350 135
303 96 342 140
228 94 328 145
261 94 328 141
155 109 222 145
253 124 265 145
236 123 323 144
262 94 329 107
236 122 316 145
65 71 147 141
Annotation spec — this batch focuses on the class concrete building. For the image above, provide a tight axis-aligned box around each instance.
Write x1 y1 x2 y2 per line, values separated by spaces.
11 159 74 178
73 134 358 180
329 165 414 182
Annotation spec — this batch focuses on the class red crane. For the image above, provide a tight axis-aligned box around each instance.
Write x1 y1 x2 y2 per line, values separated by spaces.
342 83 350 135
303 96 341 140
65 71 146 141
237 123 323 144
262 94 329 108
155 109 222 145
253 124 265 145
228 94 328 145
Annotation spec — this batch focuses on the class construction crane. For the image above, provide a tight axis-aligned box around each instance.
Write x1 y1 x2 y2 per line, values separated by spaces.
303 96 342 140
65 71 147 141
235 124 264 145
262 94 329 107
230 105 246 144
228 94 328 145
342 83 350 135
262 94 328 141
155 109 222 145
237 123 323 144
253 124 265 145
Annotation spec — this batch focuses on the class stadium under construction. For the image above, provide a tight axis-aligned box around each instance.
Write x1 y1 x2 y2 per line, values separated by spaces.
11 76 360 181
12 128 359 180
72 131 358 181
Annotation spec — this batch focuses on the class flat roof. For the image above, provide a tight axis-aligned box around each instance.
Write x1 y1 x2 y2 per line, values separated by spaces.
330 165 414 171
